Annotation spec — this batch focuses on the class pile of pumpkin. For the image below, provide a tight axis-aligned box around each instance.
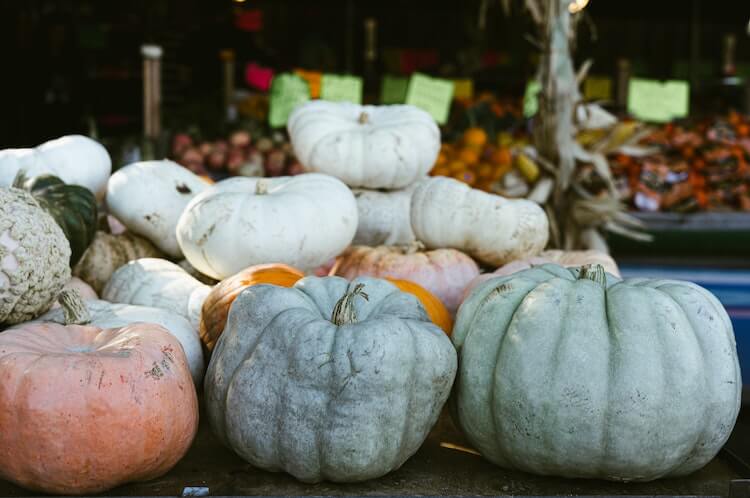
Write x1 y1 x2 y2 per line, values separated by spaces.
0 103 741 495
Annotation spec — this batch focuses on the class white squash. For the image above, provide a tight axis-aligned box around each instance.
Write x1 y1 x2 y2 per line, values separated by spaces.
176 173 358 279
101 258 210 331
288 101 439 189
0 135 111 198
353 185 416 246
36 292 204 385
106 160 208 258
411 177 549 266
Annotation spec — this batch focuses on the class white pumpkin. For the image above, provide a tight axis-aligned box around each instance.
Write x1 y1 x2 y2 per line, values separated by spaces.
176 173 358 279
288 101 439 189
101 258 210 331
353 185 416 246
0 135 111 198
411 177 549 266
36 291 204 385
106 160 208 258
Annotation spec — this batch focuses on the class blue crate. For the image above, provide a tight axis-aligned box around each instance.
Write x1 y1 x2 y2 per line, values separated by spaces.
620 265 750 392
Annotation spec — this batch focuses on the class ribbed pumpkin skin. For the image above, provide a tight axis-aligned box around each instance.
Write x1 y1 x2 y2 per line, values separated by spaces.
0 322 198 494
387 278 453 335
200 264 304 351
18 174 98 266
205 276 456 483
452 264 741 482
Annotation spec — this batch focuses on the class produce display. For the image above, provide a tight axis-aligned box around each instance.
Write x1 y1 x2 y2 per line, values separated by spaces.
0 291 198 494
411 176 549 266
0 135 111 199
289 101 440 189
452 264 740 481
0 188 71 325
331 243 479 314
199 263 304 351
106 160 209 258
14 173 98 266
611 112 750 212
204 276 457 483
176 174 358 278
0 99 743 494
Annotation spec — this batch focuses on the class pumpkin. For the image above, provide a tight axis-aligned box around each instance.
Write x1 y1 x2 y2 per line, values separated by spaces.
410 176 549 266
73 231 165 293
0 135 111 199
106 160 209 258
462 249 621 300
288 101 440 189
0 188 71 325
386 278 453 335
205 276 456 483
56 277 98 304
352 185 416 246
199 263 304 351
14 173 98 266
330 243 479 314
452 264 741 481
176 174 357 279
102 258 210 331
38 290 205 385
0 295 198 494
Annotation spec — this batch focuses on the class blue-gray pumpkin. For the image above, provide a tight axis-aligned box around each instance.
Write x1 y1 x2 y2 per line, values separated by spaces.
204 275 457 483
452 264 740 482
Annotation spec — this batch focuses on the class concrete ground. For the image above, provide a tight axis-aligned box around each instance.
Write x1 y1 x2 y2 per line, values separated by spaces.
0 407 742 497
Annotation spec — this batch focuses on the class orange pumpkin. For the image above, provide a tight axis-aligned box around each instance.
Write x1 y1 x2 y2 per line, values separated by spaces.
199 263 304 350
0 319 198 494
387 278 453 335
457 147 480 166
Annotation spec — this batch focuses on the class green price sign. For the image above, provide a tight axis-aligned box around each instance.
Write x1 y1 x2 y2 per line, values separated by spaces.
405 73 454 124
628 79 690 123
321 74 363 104
523 80 541 118
268 73 311 128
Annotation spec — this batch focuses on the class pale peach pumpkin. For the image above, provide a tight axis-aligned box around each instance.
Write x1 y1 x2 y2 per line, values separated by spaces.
462 249 620 300
330 243 479 314
0 319 198 494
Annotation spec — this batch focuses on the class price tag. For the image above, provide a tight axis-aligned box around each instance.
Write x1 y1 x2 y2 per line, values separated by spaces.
628 78 690 123
245 63 274 91
268 74 310 128
583 76 612 101
452 79 474 100
380 76 408 104
294 69 322 99
405 73 454 124
320 74 363 104
523 80 541 118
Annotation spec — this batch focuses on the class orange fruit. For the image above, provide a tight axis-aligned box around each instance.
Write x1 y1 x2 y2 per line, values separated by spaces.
448 160 467 173
457 148 480 166
430 165 450 177
435 151 449 167
463 128 488 148
477 163 495 179
491 147 512 166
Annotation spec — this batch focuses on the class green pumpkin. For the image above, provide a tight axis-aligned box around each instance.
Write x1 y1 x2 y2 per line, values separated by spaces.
452 263 740 482
14 173 98 266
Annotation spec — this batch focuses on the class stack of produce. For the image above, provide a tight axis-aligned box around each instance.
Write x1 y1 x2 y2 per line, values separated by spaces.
0 114 742 494
610 111 750 212
170 128 304 181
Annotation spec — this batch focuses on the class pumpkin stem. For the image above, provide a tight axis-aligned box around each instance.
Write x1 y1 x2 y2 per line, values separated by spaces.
255 180 270 195
358 112 369 125
401 240 426 255
58 289 92 325
331 283 369 326
578 264 606 288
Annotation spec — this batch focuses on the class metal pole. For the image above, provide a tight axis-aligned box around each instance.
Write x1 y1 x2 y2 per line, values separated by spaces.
141 44 163 140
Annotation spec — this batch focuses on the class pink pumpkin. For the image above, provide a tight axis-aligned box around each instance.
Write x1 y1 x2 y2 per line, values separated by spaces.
0 319 198 494
331 243 479 314
462 249 621 300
